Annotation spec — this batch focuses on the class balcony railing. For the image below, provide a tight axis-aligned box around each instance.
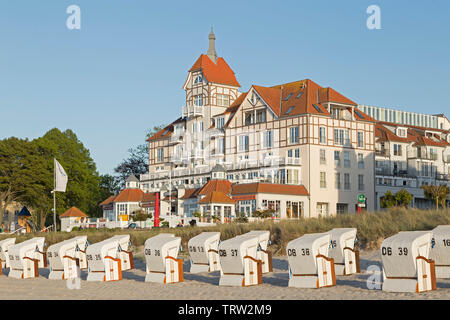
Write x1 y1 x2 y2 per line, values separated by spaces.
436 173 450 181
375 167 415 178
169 134 183 144
182 105 204 117
408 152 438 161
375 149 389 157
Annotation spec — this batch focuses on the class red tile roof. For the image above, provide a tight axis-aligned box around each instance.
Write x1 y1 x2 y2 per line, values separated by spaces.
198 179 232 195
189 54 240 87
113 188 144 203
99 195 116 206
232 183 310 196
198 191 236 204
146 118 184 142
141 192 158 203
60 207 88 218
180 188 201 199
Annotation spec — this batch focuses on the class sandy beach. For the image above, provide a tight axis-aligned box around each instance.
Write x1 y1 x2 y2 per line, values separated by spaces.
0 249 449 300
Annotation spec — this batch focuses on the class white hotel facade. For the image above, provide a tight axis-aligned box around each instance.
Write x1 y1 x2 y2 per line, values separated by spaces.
102 30 450 223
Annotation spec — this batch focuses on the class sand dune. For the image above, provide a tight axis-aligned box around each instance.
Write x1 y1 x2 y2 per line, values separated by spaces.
0 250 449 300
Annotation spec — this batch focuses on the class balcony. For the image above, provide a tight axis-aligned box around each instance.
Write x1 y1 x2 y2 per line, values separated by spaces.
375 149 389 157
182 105 204 118
436 173 450 181
169 134 183 145
444 155 450 163
408 152 438 161
189 150 204 159
375 167 415 178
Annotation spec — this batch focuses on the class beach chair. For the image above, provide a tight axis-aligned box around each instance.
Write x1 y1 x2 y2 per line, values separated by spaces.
327 228 360 276
242 230 272 273
75 237 89 270
188 232 221 273
431 225 450 279
287 233 336 288
381 231 436 293
144 233 183 284
218 235 262 287
0 238 16 273
8 237 47 279
109 235 134 271
86 238 122 282
47 236 87 280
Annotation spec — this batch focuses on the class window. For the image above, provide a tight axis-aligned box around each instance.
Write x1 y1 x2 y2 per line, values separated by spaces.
289 127 299 144
358 153 364 169
244 112 254 125
216 117 225 129
193 75 203 84
334 129 349 146
285 106 295 115
284 93 293 101
320 172 326 188
336 203 348 214
316 203 329 217
286 201 303 219
393 144 402 156
344 151 350 168
335 173 341 189
296 92 304 99
357 132 364 148
397 128 407 137
217 94 230 107
344 173 351 190
319 127 326 144
320 149 326 164
238 135 249 152
263 131 273 149
157 148 164 162
334 151 341 167
358 175 364 191
294 148 300 158
256 110 266 123
313 104 323 113
118 203 128 215
217 138 225 154
194 95 203 106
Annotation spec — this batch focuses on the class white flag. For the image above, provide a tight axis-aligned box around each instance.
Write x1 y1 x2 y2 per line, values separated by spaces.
54 158 68 192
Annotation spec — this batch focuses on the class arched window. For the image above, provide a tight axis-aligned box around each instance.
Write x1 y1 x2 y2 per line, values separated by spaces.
194 75 203 84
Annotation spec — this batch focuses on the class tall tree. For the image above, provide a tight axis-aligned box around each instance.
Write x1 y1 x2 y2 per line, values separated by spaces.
421 184 449 209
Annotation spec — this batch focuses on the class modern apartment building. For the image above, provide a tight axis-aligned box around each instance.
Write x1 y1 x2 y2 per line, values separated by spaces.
138 28 377 220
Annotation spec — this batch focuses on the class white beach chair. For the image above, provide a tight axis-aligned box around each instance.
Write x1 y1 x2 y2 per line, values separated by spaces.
109 235 134 271
144 233 183 284
327 228 360 276
188 232 221 273
381 231 436 293
242 230 272 273
0 238 16 272
218 235 262 287
8 237 47 279
431 225 450 279
287 233 336 288
47 236 87 280
86 238 122 282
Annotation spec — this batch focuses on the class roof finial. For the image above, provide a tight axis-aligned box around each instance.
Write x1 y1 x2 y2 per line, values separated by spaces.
207 26 217 64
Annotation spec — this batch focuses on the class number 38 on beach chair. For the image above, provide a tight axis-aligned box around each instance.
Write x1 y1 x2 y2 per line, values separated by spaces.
430 225 450 279
327 228 360 276
188 232 221 273
144 234 184 284
218 235 263 287
381 231 436 293
86 238 123 282
8 237 47 279
243 231 273 274
287 233 336 288
47 236 88 280
0 238 16 274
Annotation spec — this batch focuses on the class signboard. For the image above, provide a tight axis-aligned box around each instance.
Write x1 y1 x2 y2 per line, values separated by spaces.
358 194 366 203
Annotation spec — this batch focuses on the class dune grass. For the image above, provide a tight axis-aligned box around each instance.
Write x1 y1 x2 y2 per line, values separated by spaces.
1 208 449 255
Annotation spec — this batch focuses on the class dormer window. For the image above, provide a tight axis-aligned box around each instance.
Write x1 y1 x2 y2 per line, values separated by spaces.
397 128 407 138
193 75 203 84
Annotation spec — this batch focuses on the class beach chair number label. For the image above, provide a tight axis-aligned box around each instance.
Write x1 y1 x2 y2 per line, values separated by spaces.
9 255 14 261
219 250 227 257
144 249 160 256
287 249 296 256
86 254 100 261
329 240 337 249
382 247 408 256
188 246 205 253
48 252 52 258
443 239 450 247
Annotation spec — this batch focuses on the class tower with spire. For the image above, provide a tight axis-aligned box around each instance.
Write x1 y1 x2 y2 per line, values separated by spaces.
207 27 217 64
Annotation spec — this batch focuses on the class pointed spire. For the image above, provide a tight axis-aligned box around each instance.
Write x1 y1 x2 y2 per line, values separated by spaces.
207 26 217 64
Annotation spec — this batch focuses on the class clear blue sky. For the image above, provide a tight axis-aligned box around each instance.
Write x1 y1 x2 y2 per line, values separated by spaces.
1 0 449 175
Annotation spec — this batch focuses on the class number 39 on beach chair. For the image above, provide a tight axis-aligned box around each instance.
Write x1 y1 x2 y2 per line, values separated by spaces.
430 225 450 279
144 234 184 284
47 236 87 280
327 228 360 276
287 233 336 288
0 238 16 274
86 238 122 282
8 237 47 279
188 232 221 273
218 235 263 287
381 231 436 293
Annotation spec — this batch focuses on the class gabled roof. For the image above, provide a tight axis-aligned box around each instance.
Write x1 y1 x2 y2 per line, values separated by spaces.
180 188 202 200
113 188 144 203
224 92 247 128
319 87 357 106
99 195 116 206
18 206 31 217
60 207 88 218
141 192 158 203
189 54 240 87
232 183 310 196
146 118 184 142
198 191 236 204
198 179 232 195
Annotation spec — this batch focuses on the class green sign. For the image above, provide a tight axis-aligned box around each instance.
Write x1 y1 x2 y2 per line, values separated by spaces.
358 194 366 203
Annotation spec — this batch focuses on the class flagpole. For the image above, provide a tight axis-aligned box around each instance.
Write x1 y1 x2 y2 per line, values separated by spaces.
53 158 56 233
